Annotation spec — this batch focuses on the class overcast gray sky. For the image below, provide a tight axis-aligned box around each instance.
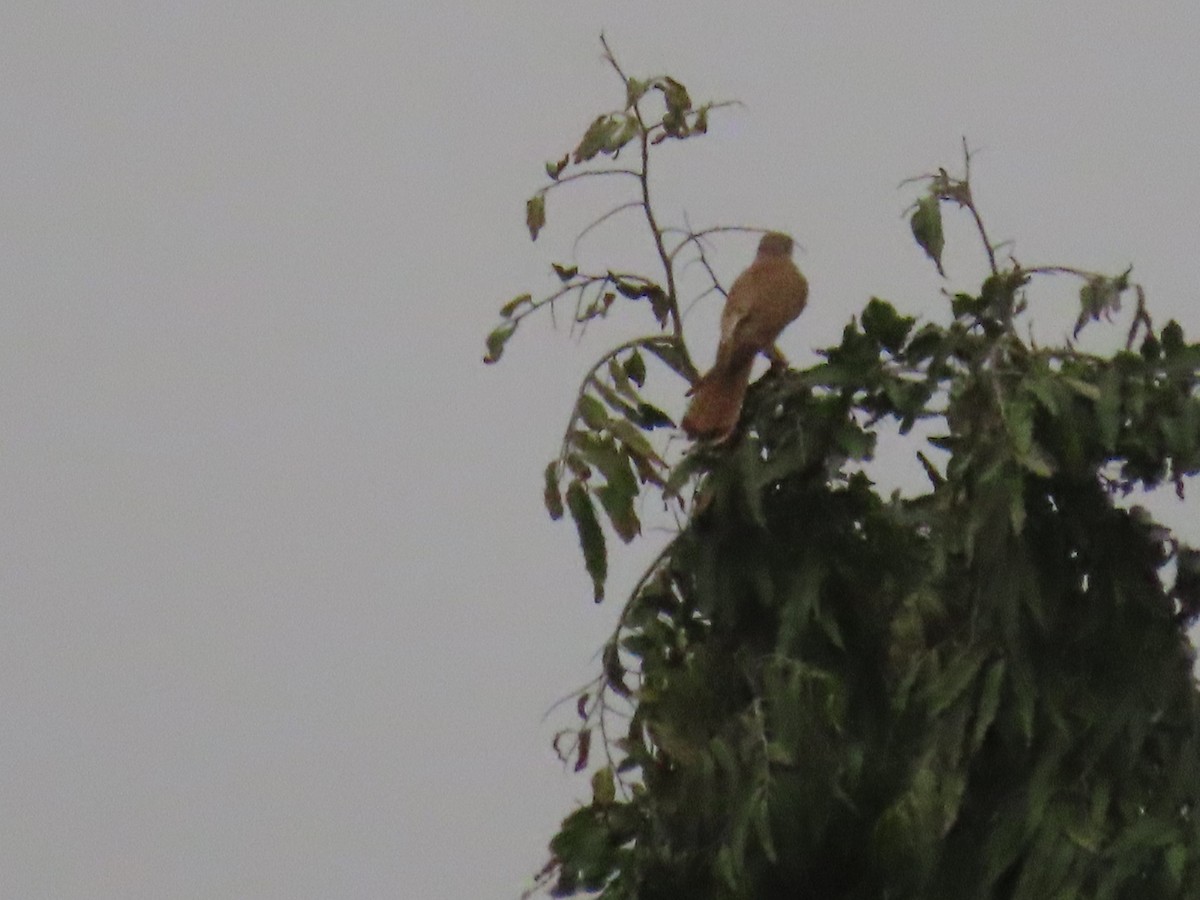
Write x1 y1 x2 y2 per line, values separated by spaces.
2 3 1198 898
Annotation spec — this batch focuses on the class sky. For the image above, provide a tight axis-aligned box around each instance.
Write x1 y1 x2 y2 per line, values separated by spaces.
2 3 1198 898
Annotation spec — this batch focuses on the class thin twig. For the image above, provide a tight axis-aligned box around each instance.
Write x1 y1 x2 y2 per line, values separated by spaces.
961 138 998 276
542 168 640 190
571 200 644 256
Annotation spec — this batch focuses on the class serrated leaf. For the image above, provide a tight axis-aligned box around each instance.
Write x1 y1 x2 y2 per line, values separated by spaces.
482 321 516 364
543 461 563 520
526 194 546 241
566 481 607 602
911 194 945 276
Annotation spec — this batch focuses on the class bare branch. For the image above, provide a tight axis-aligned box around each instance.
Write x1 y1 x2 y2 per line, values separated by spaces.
571 200 644 256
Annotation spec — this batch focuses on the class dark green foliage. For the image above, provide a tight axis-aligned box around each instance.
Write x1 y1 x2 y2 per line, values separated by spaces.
541 302 1200 898
490 42 1200 900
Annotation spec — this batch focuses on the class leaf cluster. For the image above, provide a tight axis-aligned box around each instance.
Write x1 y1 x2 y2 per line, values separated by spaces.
541 286 1200 898
492 44 1200 900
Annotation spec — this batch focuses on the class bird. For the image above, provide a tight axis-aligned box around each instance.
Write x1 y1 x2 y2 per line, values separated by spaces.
681 231 808 441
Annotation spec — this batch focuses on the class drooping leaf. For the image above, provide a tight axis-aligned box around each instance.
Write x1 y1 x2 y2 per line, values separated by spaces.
641 338 692 379
577 394 609 430
526 194 546 241
575 729 591 772
499 292 533 318
624 349 646 387
566 480 606 602
543 461 564 520
482 321 517 364
574 115 621 163
596 482 640 542
1074 270 1129 337
609 417 664 466
911 194 945 276
591 766 616 805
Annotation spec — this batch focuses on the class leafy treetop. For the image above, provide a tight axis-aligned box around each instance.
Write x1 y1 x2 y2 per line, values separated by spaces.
487 40 1200 900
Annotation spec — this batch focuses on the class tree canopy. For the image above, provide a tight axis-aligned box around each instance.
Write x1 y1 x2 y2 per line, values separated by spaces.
487 41 1200 899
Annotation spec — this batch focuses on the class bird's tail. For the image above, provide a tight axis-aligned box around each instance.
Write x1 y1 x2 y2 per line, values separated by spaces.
681 357 755 441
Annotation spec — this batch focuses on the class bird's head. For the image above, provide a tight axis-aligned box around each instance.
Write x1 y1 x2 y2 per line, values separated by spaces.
757 232 794 258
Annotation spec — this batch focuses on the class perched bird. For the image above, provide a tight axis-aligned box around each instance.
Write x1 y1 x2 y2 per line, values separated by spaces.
682 232 808 441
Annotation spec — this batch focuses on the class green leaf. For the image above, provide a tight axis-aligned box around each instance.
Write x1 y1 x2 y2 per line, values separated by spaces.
623 350 646 387
543 461 564 520
632 402 674 429
578 394 610 430
1162 319 1185 357
663 451 706 499
482 321 516 364
591 767 616 806
625 77 647 108
574 115 621 163
659 77 692 115
970 659 1006 752
1096 366 1122 452
911 194 945 276
499 293 532 318
607 357 638 401
552 262 578 282
596 482 640 542
566 481 607 602
753 794 777 864
602 641 630 697
526 194 546 241
861 297 915 353
927 647 988 717
545 154 568 181
609 417 664 466
641 339 691 379
1074 271 1127 337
